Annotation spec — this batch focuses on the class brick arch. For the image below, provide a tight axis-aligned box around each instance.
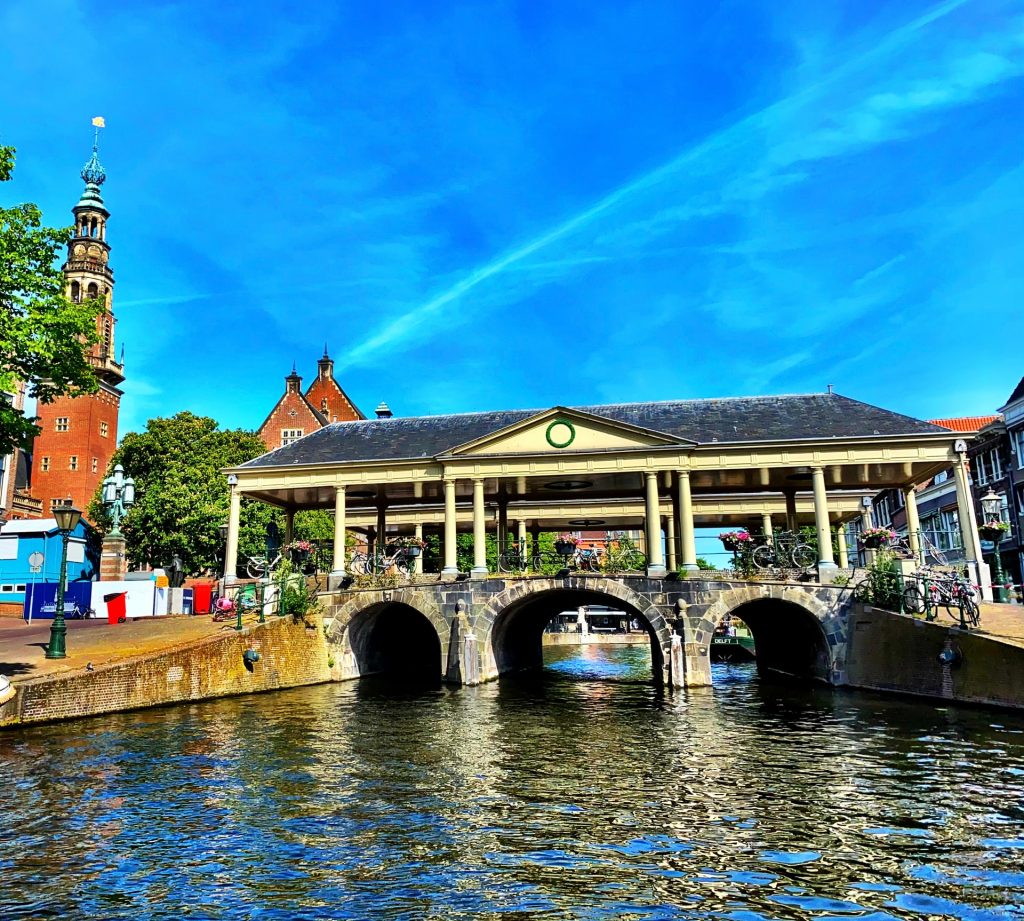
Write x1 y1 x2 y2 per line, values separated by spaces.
690 584 850 685
326 589 450 681
475 577 675 683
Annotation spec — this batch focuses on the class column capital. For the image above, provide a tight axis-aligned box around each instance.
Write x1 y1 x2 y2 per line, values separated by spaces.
677 468 691 481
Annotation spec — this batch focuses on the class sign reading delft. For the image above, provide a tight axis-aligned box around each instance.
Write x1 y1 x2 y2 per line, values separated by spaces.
545 418 576 449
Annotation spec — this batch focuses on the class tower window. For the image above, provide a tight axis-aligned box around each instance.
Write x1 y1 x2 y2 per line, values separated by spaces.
92 457 98 473
281 429 304 446
87 282 98 300
100 421 109 437
55 417 69 432
41 456 50 472
71 281 81 303
69 456 78 471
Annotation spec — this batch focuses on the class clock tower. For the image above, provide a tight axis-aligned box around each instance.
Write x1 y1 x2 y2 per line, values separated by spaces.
31 123 125 516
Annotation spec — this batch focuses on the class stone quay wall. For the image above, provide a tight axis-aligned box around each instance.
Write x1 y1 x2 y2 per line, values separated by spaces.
0 614 334 729
845 605 1024 711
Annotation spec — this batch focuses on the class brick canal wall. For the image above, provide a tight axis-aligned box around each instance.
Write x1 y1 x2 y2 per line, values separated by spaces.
0 614 334 729
845 605 1024 710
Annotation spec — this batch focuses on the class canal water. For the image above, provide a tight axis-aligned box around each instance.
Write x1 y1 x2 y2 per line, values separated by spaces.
2 646 1024 920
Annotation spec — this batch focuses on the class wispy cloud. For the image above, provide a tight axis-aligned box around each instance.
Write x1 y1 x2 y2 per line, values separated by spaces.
341 0 1024 368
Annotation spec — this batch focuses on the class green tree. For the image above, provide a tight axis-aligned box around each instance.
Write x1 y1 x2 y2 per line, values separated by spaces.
1 145 103 456
88 412 273 575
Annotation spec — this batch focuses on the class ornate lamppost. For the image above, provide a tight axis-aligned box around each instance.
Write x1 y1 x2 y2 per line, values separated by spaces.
980 489 1010 603
44 502 83 660
101 464 136 535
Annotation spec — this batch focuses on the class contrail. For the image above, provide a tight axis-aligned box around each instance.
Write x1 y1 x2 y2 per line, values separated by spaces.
341 0 972 366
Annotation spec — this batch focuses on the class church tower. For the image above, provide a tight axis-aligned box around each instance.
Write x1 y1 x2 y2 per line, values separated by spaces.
31 122 124 516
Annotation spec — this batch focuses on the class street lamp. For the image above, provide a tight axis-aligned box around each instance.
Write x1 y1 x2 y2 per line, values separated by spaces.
101 464 136 536
980 489 1010 603
45 502 83 659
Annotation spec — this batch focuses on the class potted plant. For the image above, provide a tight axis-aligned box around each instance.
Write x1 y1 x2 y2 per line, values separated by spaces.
978 519 1010 542
554 533 578 555
391 536 426 558
858 527 895 549
718 530 750 552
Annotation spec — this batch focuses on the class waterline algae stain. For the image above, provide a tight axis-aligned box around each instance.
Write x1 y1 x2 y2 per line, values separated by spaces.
1 648 1023 919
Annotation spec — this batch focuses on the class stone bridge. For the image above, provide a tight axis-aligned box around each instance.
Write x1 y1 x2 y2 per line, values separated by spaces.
321 575 856 688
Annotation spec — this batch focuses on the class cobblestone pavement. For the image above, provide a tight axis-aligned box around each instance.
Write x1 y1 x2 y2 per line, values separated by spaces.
0 615 230 682
976 602 1024 648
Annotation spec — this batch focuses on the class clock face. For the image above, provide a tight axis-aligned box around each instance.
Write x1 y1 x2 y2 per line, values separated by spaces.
73 244 84 257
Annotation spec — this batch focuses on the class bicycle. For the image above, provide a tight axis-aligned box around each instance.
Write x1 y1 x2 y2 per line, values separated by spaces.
600 535 646 573
497 540 542 573
751 530 817 570
903 570 979 628
349 545 411 576
573 546 603 572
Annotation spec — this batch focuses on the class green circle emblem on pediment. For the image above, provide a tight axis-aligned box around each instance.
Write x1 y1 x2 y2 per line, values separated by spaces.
545 418 576 449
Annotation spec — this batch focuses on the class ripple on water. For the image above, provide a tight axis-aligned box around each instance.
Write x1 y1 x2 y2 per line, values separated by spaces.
1 647 1024 920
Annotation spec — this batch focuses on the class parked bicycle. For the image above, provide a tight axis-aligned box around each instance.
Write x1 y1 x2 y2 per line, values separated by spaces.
497 539 542 573
751 530 817 570
599 535 646 573
902 569 979 628
349 545 412 576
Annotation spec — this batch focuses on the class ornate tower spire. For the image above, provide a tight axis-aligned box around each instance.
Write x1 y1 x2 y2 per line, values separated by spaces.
64 117 122 387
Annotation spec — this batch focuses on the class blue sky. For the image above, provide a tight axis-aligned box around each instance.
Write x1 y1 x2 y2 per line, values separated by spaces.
2 0 1022 437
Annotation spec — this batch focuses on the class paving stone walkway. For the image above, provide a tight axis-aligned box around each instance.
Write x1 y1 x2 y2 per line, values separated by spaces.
0 615 231 683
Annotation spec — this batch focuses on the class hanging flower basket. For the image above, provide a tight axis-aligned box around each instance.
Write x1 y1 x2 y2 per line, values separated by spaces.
979 521 1010 542
554 533 578 555
858 528 895 549
719 531 750 552
400 545 422 558
390 537 425 557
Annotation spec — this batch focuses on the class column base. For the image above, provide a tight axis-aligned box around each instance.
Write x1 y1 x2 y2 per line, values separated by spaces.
681 561 700 574
441 566 460 582
647 564 668 579
328 570 350 590
470 566 489 579
224 574 238 587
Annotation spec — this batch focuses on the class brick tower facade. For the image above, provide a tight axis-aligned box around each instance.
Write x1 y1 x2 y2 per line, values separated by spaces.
31 128 124 516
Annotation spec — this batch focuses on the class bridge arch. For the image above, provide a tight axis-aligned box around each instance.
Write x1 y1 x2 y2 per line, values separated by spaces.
477 577 675 684
327 590 448 683
692 585 848 685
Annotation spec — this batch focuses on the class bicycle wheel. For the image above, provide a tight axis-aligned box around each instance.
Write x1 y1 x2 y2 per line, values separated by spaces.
791 544 817 570
902 584 925 615
751 545 775 570
246 556 268 579
529 554 544 572
961 597 980 628
349 552 368 575
623 550 646 571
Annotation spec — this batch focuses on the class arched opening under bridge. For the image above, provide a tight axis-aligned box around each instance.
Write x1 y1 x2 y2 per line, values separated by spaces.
346 602 443 684
489 588 666 684
718 598 832 683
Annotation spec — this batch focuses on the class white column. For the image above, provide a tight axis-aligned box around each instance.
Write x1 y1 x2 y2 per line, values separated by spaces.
677 470 697 570
953 453 982 564
836 524 849 569
442 478 459 576
860 508 875 566
471 479 487 576
903 485 922 562
645 471 665 575
761 513 772 539
517 518 527 550
225 487 241 585
665 514 677 570
413 522 424 575
332 486 347 574
811 466 836 569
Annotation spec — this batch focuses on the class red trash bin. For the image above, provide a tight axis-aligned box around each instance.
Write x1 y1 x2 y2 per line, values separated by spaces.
192 582 213 615
103 591 128 624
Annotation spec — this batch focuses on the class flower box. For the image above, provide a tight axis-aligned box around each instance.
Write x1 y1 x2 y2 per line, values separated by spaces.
399 545 422 558
718 531 750 553
860 534 887 549
554 541 575 556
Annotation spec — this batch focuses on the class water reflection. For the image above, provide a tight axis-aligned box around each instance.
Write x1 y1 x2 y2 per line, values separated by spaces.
2 648 1023 920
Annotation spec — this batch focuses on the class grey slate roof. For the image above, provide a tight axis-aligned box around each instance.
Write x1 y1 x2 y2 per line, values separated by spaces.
240 393 950 468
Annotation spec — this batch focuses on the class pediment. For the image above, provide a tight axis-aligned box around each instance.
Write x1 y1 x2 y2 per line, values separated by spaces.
443 407 690 457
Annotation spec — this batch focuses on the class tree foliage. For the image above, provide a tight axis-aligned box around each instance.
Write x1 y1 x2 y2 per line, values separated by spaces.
88 412 273 575
1 145 103 455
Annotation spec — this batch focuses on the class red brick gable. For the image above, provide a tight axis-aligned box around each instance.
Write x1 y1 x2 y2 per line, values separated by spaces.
257 370 328 451
305 348 363 423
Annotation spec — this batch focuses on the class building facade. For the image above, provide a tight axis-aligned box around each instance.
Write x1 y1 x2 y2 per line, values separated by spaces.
30 134 124 516
257 348 363 451
1 379 42 522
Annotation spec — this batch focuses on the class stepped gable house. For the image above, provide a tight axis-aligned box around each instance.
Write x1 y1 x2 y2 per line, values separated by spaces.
257 348 364 451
